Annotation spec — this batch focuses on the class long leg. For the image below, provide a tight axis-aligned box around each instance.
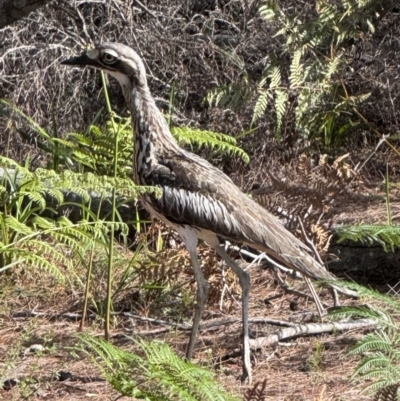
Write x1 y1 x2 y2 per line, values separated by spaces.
175 226 209 360
303 275 325 317
201 233 252 384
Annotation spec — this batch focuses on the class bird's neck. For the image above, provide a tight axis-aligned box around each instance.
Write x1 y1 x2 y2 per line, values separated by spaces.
121 84 180 183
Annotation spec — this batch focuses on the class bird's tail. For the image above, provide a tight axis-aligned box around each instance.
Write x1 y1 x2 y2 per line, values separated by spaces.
254 242 358 298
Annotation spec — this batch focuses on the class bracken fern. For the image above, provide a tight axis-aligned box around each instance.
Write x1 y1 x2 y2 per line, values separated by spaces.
327 284 400 397
0 155 149 277
206 0 379 142
79 335 240 401
336 224 400 252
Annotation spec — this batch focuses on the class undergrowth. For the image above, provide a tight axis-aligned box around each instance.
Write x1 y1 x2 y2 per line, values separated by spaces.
329 282 400 398
0 90 251 397
79 336 270 401
337 165 400 252
79 336 240 401
206 0 381 143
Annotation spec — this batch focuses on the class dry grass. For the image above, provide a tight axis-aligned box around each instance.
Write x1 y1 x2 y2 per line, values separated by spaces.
0 241 377 401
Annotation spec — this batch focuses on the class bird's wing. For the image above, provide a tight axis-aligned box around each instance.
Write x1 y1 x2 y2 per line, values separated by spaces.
143 150 334 280
143 150 244 237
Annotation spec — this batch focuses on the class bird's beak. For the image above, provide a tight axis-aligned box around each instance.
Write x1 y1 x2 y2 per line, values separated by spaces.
61 53 99 67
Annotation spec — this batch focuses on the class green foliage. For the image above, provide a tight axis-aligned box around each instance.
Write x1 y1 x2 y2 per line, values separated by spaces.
0 155 144 276
336 169 399 253
2 99 248 176
172 127 249 163
307 341 325 373
328 284 400 396
205 79 252 112
336 224 400 252
336 170 400 251
351 329 400 394
69 116 134 177
206 1 380 142
205 48 252 113
255 0 376 141
79 336 239 401
252 63 287 137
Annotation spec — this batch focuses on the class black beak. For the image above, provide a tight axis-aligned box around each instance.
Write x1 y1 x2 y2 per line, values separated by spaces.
61 53 98 67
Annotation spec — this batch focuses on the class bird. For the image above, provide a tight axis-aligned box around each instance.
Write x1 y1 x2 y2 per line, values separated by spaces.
61 42 355 384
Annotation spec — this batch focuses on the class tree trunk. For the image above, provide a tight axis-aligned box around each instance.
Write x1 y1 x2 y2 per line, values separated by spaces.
0 0 54 29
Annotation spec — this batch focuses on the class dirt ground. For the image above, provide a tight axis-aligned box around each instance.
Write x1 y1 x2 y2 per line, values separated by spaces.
0 246 379 401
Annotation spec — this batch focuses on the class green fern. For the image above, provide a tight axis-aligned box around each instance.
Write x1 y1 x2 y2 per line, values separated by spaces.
351 330 400 394
252 63 289 138
205 81 252 111
243 0 378 143
172 127 249 163
0 156 146 276
79 336 240 401
252 89 270 126
2 100 248 175
329 304 396 331
289 50 304 87
336 224 400 252
204 48 251 112
68 116 134 177
327 284 400 396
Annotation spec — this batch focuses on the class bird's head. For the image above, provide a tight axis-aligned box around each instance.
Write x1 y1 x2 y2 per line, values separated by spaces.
61 42 147 88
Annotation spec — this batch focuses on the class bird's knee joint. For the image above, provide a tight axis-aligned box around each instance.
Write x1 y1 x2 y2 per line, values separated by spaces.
197 281 209 301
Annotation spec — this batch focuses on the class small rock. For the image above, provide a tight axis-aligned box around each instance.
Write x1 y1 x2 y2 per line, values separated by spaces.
24 344 45 355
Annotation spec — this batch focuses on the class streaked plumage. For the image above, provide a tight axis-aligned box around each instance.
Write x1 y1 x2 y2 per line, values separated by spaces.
62 43 353 384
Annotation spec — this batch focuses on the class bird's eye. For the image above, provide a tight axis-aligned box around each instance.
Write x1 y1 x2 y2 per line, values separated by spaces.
103 53 116 64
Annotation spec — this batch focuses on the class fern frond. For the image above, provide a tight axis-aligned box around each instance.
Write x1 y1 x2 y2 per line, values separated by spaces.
252 90 270 125
336 224 400 252
1 247 65 280
329 305 395 330
0 156 31 174
290 50 304 87
25 191 46 211
205 81 251 111
325 54 343 81
172 127 249 163
351 332 395 356
269 65 282 89
274 89 288 138
79 335 240 401
259 0 279 21
4 215 34 236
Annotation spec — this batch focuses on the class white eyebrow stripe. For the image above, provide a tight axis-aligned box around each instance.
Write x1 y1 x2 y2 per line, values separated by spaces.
103 49 119 58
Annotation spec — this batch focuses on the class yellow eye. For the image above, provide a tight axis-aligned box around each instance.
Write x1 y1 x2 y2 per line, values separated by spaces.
103 53 116 64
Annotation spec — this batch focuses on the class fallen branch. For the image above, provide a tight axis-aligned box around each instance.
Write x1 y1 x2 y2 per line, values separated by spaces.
248 318 377 350
9 310 376 348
